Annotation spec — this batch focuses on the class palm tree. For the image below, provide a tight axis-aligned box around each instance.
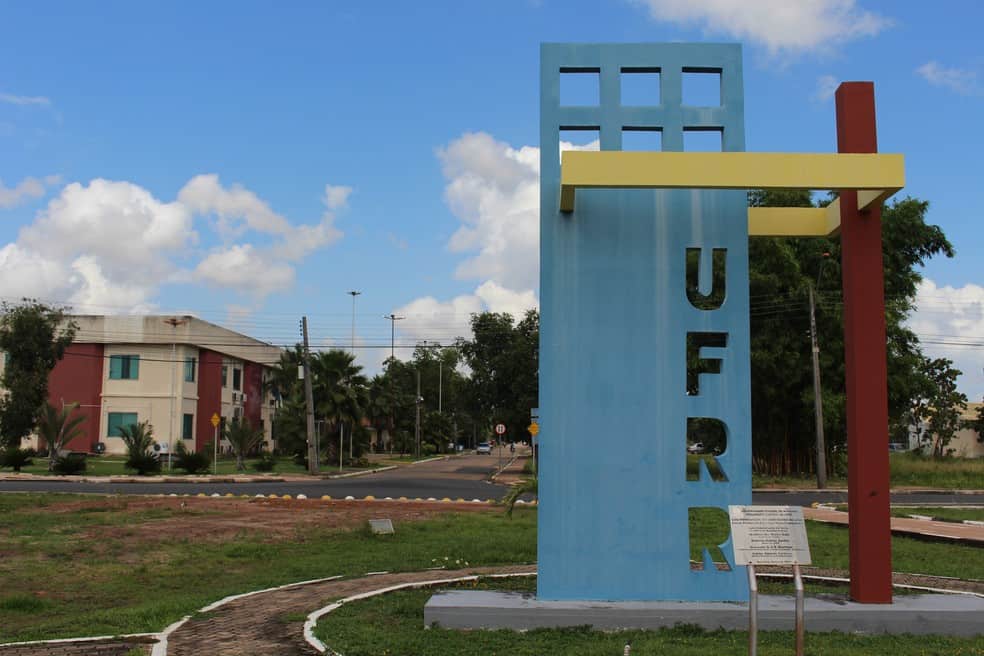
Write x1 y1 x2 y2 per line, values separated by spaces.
223 419 264 471
313 350 369 461
117 421 159 475
37 402 86 471
502 476 537 518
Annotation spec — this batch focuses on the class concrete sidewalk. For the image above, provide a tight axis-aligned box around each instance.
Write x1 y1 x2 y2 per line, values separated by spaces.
803 506 984 545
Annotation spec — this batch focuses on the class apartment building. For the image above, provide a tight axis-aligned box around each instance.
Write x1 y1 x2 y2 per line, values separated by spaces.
1 315 283 455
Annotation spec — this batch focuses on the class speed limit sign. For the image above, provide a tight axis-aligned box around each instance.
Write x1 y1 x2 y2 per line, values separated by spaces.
495 423 506 435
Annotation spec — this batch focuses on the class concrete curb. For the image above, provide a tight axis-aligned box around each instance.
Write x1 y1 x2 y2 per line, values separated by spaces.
0 633 157 648
324 465 398 479
149 575 344 656
304 572 537 654
756 487 984 494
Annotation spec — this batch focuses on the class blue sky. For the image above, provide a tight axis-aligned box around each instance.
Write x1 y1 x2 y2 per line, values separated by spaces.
1 1 982 396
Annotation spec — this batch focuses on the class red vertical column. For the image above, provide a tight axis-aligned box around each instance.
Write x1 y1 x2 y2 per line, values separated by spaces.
836 82 892 603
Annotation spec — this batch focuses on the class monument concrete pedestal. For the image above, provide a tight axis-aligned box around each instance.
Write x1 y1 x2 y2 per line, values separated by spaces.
425 590 984 636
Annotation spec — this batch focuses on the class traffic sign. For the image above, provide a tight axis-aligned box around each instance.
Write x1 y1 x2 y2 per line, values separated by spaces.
528 422 539 436
211 413 220 428
495 423 506 435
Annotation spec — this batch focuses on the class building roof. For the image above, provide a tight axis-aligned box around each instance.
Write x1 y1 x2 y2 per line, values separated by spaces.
69 315 283 366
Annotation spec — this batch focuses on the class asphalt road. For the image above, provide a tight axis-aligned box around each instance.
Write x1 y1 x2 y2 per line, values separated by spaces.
1 455 982 506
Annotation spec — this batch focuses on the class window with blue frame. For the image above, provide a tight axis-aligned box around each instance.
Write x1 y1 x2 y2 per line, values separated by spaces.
184 357 196 382
109 355 139 380
107 412 138 437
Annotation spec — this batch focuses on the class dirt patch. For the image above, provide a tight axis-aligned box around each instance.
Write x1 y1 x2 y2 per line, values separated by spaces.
38 496 497 547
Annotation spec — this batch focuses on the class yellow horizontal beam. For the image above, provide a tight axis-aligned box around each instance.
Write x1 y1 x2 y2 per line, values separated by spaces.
748 203 842 238
559 151 904 213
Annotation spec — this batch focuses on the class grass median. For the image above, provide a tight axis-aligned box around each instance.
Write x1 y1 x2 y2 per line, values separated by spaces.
0 494 981 644
315 577 984 656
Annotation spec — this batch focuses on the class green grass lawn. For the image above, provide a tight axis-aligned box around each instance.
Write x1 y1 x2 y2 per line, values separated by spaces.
833 505 984 523
752 452 984 490
314 577 984 656
0 495 981 644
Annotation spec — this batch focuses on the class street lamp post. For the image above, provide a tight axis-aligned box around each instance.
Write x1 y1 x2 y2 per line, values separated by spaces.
384 313 405 361
347 291 361 459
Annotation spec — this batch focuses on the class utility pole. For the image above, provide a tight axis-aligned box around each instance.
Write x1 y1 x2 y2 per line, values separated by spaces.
301 316 318 474
348 291 361 460
809 283 827 489
415 368 421 458
384 314 404 361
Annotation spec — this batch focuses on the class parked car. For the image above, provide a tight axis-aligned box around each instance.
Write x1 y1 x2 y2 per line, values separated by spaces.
686 442 704 454
476 442 492 455
888 442 907 453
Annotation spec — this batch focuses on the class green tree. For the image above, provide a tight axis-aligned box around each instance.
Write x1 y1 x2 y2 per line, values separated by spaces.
117 421 160 475
965 404 984 445
457 310 539 444
223 419 265 471
267 347 307 460
313 349 369 462
0 300 77 448
910 357 967 458
746 192 957 475
37 402 86 471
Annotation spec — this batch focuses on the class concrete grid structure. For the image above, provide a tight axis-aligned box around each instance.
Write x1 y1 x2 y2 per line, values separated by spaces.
0 315 282 455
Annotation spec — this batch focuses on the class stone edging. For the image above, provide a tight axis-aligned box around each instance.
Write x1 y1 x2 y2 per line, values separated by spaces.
324 465 398 479
0 633 157 649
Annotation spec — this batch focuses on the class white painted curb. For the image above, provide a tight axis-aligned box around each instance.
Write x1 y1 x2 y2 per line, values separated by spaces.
0 633 157 648
304 572 537 654
149 575 343 656
326 465 398 479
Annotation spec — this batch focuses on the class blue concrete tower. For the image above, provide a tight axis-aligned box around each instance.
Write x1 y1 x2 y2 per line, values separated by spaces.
538 43 752 601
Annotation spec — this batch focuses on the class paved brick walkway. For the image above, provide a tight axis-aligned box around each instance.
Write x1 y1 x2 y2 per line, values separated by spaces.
166 565 536 656
803 507 984 544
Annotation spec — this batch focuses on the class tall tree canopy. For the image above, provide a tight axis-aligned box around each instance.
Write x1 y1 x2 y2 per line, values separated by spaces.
0 300 77 448
747 192 959 474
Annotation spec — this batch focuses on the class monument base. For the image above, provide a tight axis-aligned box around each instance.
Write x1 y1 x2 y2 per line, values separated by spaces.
425 591 984 636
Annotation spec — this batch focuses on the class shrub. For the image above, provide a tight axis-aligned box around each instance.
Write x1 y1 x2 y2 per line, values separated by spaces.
127 452 161 476
52 454 87 475
252 453 277 472
0 447 33 472
173 441 210 474
422 443 437 456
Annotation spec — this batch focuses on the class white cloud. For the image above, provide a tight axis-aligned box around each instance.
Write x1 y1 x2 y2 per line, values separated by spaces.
813 74 839 102
324 184 353 210
387 132 543 358
0 175 60 208
180 175 344 263
915 61 979 96
907 279 984 401
438 132 540 290
0 176 349 311
194 244 295 298
635 0 891 55
178 174 291 236
0 93 51 106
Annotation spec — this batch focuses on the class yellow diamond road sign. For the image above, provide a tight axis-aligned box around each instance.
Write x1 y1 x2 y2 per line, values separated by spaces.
528 422 539 436
211 413 220 428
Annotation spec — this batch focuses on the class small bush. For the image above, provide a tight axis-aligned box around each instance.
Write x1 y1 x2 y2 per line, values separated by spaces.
345 456 370 468
422 444 437 457
0 447 34 472
126 452 161 476
252 454 277 472
173 441 210 474
53 454 87 475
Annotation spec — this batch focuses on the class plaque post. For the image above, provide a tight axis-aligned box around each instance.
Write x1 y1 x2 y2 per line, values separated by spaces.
794 563 804 656
747 563 757 656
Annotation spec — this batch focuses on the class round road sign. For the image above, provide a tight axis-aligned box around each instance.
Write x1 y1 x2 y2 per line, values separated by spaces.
495 423 506 435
